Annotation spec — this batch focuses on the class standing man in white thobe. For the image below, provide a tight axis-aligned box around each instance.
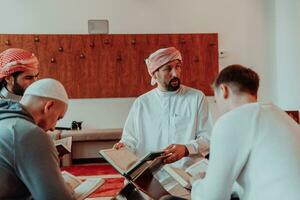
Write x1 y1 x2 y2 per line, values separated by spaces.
192 64 300 200
114 47 212 186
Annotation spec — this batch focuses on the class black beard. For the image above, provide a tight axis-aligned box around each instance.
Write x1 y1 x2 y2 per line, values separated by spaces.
12 81 25 96
167 77 181 91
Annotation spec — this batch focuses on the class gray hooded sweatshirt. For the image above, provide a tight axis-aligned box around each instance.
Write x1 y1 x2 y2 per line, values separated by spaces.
0 100 74 200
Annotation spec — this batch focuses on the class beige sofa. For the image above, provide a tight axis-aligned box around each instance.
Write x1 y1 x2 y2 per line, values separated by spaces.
52 129 122 166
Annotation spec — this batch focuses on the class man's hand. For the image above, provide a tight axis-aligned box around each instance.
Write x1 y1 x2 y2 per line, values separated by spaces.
64 182 75 195
190 172 206 184
163 144 189 164
113 142 125 149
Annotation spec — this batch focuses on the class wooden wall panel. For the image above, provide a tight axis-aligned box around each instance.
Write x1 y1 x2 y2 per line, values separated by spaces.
0 34 218 98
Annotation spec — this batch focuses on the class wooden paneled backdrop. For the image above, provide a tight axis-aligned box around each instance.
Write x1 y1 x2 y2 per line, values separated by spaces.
0 34 218 98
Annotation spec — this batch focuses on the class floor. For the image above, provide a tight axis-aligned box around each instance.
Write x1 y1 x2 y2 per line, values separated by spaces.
64 163 122 200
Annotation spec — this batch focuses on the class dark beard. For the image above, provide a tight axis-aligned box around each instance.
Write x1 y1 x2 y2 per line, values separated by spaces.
12 81 25 96
167 77 181 91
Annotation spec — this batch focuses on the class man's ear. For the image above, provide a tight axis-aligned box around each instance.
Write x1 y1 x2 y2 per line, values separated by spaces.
220 84 229 99
44 100 54 114
153 71 158 80
4 75 14 85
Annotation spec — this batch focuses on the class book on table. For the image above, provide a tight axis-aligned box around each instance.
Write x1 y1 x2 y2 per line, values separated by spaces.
99 148 166 180
163 158 209 189
61 171 105 200
54 136 72 157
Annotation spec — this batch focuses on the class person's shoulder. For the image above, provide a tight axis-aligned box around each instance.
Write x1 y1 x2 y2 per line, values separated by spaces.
214 103 260 130
211 111 240 141
8 119 53 154
136 88 157 102
14 119 45 138
179 86 207 105
126 89 156 111
181 85 205 97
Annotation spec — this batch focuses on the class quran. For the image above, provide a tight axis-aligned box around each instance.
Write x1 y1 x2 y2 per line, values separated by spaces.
61 171 104 200
99 148 165 180
54 136 72 157
163 158 208 189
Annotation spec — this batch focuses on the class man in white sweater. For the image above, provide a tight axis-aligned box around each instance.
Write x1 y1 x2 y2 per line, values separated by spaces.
191 64 300 200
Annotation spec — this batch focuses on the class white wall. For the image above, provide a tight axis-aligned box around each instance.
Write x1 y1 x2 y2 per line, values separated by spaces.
275 0 300 110
59 98 135 129
0 0 277 128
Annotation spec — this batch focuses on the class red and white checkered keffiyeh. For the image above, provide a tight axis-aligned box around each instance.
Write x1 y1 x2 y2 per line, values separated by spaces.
0 48 39 80
145 47 182 85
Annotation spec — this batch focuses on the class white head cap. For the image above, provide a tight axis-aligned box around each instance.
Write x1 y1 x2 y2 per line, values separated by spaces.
23 78 68 104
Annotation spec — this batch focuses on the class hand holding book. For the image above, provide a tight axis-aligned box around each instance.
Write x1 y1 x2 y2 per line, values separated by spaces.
163 144 189 164
100 148 191 199
113 142 125 150
54 136 72 157
99 148 166 180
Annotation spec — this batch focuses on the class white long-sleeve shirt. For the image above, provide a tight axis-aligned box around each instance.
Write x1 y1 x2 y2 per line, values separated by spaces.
192 102 300 200
120 85 212 169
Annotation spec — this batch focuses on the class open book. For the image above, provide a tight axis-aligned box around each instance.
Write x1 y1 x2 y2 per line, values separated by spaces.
54 136 72 157
99 148 165 180
163 158 209 189
61 171 105 200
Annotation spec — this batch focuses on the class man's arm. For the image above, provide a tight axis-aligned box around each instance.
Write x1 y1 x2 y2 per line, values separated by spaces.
163 95 212 163
191 116 251 199
118 100 139 151
186 95 212 156
15 127 74 200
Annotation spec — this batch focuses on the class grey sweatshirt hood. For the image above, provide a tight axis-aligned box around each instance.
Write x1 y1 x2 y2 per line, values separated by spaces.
0 100 35 123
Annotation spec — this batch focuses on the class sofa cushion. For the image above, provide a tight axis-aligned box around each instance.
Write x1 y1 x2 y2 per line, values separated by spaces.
60 129 122 142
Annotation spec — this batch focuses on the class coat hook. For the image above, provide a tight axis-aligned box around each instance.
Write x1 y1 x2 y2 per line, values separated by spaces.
193 56 199 63
209 42 215 46
103 39 110 45
4 40 11 46
50 58 56 63
79 53 85 59
131 39 136 45
116 54 122 62
179 38 186 44
58 47 64 52
89 42 95 48
34 36 40 42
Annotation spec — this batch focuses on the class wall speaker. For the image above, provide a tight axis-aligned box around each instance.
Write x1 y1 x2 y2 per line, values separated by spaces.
88 20 109 34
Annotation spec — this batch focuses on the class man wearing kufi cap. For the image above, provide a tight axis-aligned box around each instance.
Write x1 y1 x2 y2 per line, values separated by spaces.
0 78 74 200
115 47 212 191
0 48 39 101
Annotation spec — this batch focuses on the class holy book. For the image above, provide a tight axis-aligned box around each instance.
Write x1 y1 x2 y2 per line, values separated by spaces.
54 136 72 157
163 158 209 189
61 171 105 200
99 148 165 180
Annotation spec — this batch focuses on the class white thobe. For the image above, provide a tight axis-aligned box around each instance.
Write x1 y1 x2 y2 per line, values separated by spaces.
120 85 212 170
192 102 300 200
0 86 22 101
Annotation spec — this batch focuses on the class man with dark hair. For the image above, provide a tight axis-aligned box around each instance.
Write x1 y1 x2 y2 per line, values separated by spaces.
0 48 39 101
114 47 212 191
213 64 259 96
191 64 300 200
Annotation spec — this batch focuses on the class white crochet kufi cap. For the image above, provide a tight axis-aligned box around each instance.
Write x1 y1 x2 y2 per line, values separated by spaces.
23 78 68 104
